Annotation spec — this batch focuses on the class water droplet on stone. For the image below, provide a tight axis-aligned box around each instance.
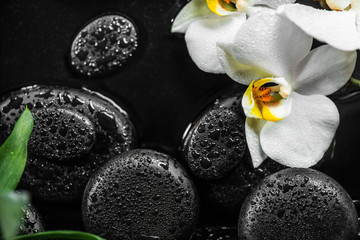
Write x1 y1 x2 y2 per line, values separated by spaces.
82 149 199 240
70 15 138 78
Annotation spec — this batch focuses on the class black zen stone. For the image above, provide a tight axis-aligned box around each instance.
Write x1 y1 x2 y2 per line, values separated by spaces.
238 168 358 240
19 203 45 235
71 15 138 77
0 85 136 201
182 107 246 180
190 226 237 240
205 152 286 209
82 149 199 240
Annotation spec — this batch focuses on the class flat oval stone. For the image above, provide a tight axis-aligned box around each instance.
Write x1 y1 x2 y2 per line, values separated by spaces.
19 203 45 235
238 168 358 240
29 108 95 162
182 108 246 180
82 149 199 240
206 152 286 209
0 85 137 201
71 15 138 77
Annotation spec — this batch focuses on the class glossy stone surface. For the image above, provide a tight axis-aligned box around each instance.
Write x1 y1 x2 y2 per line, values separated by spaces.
71 15 138 77
19 203 45 235
0 85 136 201
29 107 96 162
205 152 286 209
190 226 237 240
82 149 199 240
182 108 246 180
238 168 358 240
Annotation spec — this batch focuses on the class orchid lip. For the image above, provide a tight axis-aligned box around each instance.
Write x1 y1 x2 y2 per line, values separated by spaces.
316 0 353 11
206 0 249 15
242 77 293 122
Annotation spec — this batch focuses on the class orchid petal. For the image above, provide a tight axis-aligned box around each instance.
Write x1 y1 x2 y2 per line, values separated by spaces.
216 42 270 85
247 6 274 17
352 0 360 11
247 0 296 17
250 0 296 9
242 80 263 119
260 92 339 168
232 11 312 79
171 0 215 33
293 45 357 96
185 13 246 73
277 4 360 51
245 118 267 168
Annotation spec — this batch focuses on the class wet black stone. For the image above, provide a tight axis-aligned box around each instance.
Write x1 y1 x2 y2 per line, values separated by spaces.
0 85 137 201
182 108 246 180
29 108 96 162
190 226 237 240
205 152 286 209
70 15 138 78
18 203 45 235
238 168 358 240
82 149 199 240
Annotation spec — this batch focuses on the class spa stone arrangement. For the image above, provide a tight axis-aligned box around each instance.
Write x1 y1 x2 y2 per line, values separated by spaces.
1 0 360 239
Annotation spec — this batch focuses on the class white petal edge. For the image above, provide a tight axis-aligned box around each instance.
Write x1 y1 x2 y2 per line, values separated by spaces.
293 45 357 96
216 42 271 85
185 13 246 73
247 6 275 17
245 118 267 168
260 92 339 168
277 4 360 51
250 0 296 9
232 11 313 79
171 0 215 33
352 0 360 12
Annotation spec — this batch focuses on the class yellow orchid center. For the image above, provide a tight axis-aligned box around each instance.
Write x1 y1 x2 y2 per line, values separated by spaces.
242 78 292 122
206 0 249 16
315 0 353 11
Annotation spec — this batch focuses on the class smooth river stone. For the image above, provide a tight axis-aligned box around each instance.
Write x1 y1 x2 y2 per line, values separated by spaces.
82 149 199 240
0 85 136 201
71 15 138 77
19 203 45 235
238 168 358 240
182 107 246 180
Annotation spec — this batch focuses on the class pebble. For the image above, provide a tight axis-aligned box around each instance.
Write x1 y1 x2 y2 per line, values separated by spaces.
82 149 199 240
238 168 358 240
71 15 138 77
0 85 136 201
182 108 246 180
19 203 45 235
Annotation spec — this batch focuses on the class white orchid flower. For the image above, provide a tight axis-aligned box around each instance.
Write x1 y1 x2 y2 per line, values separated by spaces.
277 1 360 51
171 0 296 73
216 11 357 168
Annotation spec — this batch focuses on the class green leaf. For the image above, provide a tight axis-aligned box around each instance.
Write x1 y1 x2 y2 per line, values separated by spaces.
11 230 106 240
0 192 29 240
0 107 33 192
350 77 360 87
